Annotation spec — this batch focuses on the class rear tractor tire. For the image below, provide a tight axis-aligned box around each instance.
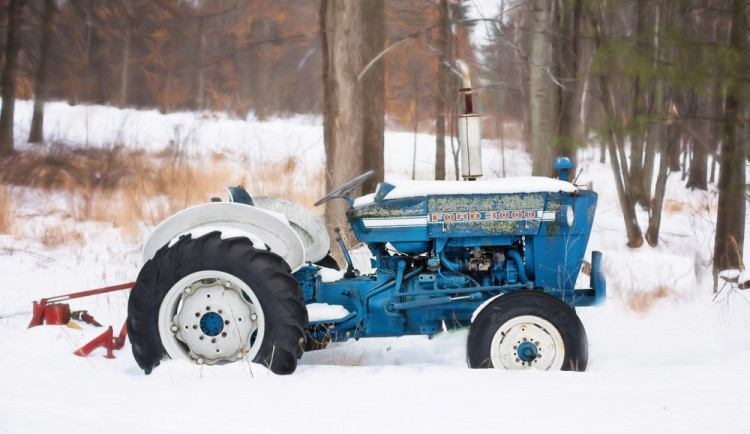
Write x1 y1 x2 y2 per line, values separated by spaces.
127 232 308 375
467 290 588 371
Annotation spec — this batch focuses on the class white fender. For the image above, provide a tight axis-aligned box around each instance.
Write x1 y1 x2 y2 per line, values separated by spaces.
142 202 305 271
252 196 330 263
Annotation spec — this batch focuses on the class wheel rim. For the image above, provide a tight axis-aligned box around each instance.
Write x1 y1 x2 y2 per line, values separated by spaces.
158 270 266 365
490 315 565 370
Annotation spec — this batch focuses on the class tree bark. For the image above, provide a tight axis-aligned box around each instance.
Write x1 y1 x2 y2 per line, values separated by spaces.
713 0 746 287
593 8 643 248
600 74 644 247
360 0 385 193
321 0 385 243
87 1 109 104
553 0 583 165
628 0 649 207
685 91 709 190
118 0 131 108
195 15 207 110
0 0 23 157
667 129 681 172
530 0 556 176
685 11 719 192
28 0 56 144
320 0 339 232
434 0 450 181
646 106 677 247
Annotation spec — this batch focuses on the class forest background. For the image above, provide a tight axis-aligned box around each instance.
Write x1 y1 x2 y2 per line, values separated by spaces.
0 0 747 286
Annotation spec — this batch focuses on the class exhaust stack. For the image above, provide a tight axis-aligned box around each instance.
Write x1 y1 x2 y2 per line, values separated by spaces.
457 60 482 180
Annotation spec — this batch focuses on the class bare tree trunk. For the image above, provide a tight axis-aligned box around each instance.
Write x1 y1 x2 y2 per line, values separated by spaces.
0 0 23 157
685 13 718 192
118 0 131 108
434 0 450 181
360 0 384 193
628 0 649 207
410 61 420 180
530 0 556 176
667 131 681 172
87 0 109 104
196 15 207 110
593 7 643 247
600 75 644 247
713 0 747 288
646 102 678 247
709 84 723 185
554 0 583 165
320 0 338 230
642 118 657 201
321 0 384 242
28 0 56 144
643 3 665 243
685 91 709 190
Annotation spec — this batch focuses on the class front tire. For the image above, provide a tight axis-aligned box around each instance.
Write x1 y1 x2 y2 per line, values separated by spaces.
467 290 588 371
127 232 307 375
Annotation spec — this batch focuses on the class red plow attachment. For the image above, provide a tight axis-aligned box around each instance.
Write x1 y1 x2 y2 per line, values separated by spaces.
29 282 134 358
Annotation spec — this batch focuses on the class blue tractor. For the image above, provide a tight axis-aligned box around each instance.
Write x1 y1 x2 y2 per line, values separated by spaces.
126 71 605 375
126 159 605 374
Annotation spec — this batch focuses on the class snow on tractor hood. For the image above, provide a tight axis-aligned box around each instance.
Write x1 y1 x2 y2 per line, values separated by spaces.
353 176 577 207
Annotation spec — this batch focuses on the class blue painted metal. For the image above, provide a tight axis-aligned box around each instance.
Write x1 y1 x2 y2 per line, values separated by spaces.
227 186 254 205
200 312 224 337
517 341 538 362
554 157 574 181
591 251 606 306
285 161 604 343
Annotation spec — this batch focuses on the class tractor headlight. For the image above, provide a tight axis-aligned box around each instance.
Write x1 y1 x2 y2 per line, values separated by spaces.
556 205 575 227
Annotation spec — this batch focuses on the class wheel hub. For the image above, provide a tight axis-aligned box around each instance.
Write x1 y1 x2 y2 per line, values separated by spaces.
171 276 260 364
490 315 564 370
516 341 538 363
199 311 224 337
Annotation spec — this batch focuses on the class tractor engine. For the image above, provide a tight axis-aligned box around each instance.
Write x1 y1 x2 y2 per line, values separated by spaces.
442 247 517 283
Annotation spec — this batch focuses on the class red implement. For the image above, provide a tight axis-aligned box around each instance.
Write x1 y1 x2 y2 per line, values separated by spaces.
28 282 134 328
29 282 134 359
73 322 128 359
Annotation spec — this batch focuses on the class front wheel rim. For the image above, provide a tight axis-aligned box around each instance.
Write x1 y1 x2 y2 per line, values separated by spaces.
490 315 565 370
158 270 266 365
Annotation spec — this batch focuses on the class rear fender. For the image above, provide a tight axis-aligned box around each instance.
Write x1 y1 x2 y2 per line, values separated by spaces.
142 202 305 271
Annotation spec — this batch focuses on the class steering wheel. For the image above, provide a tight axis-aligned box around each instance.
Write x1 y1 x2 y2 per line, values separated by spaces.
314 170 375 206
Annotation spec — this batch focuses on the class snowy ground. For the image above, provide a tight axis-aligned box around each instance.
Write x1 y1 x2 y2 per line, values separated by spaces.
1 102 749 433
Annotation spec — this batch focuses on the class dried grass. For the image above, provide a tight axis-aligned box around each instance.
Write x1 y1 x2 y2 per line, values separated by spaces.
40 225 84 249
664 199 686 215
0 146 323 245
0 188 10 234
624 285 676 314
